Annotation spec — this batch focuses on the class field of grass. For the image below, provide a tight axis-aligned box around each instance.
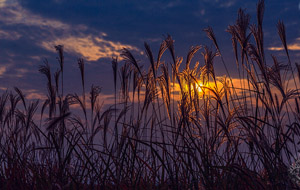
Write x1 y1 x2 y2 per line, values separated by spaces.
1 1 300 189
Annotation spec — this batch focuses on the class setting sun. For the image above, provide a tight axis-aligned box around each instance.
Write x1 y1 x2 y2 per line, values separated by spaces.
194 81 204 93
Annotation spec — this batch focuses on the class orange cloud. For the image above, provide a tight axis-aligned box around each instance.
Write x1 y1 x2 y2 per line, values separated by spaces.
41 35 140 61
268 38 300 51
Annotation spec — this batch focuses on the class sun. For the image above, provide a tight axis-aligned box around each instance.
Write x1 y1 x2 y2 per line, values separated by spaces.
185 81 207 94
194 81 204 93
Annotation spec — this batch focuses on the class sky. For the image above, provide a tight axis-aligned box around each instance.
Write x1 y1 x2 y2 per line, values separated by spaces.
0 0 299 100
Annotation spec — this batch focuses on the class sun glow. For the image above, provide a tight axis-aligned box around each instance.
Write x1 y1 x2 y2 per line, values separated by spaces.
193 81 204 93
185 81 209 95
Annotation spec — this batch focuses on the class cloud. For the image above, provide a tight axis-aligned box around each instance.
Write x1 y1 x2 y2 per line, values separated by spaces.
0 86 7 91
0 67 6 75
15 68 29 78
268 45 300 51
0 30 21 40
0 1 70 30
0 65 8 77
220 1 236 8
26 91 47 100
202 0 236 8
268 38 300 51
0 67 31 78
0 0 15 8
0 0 6 8
0 0 141 62
41 35 140 61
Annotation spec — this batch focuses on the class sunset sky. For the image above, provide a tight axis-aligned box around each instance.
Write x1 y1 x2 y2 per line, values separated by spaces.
0 0 299 99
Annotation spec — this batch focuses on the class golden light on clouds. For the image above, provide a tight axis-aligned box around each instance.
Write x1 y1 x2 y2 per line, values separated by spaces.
41 35 140 61
268 45 300 51
268 37 300 51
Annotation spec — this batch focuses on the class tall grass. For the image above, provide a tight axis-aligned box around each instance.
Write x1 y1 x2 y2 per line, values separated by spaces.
1 0 300 189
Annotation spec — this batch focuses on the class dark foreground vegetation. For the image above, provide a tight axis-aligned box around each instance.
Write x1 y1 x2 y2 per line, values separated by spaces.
1 1 300 189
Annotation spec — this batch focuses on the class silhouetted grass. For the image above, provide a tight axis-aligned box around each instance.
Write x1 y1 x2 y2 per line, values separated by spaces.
1 0 300 189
